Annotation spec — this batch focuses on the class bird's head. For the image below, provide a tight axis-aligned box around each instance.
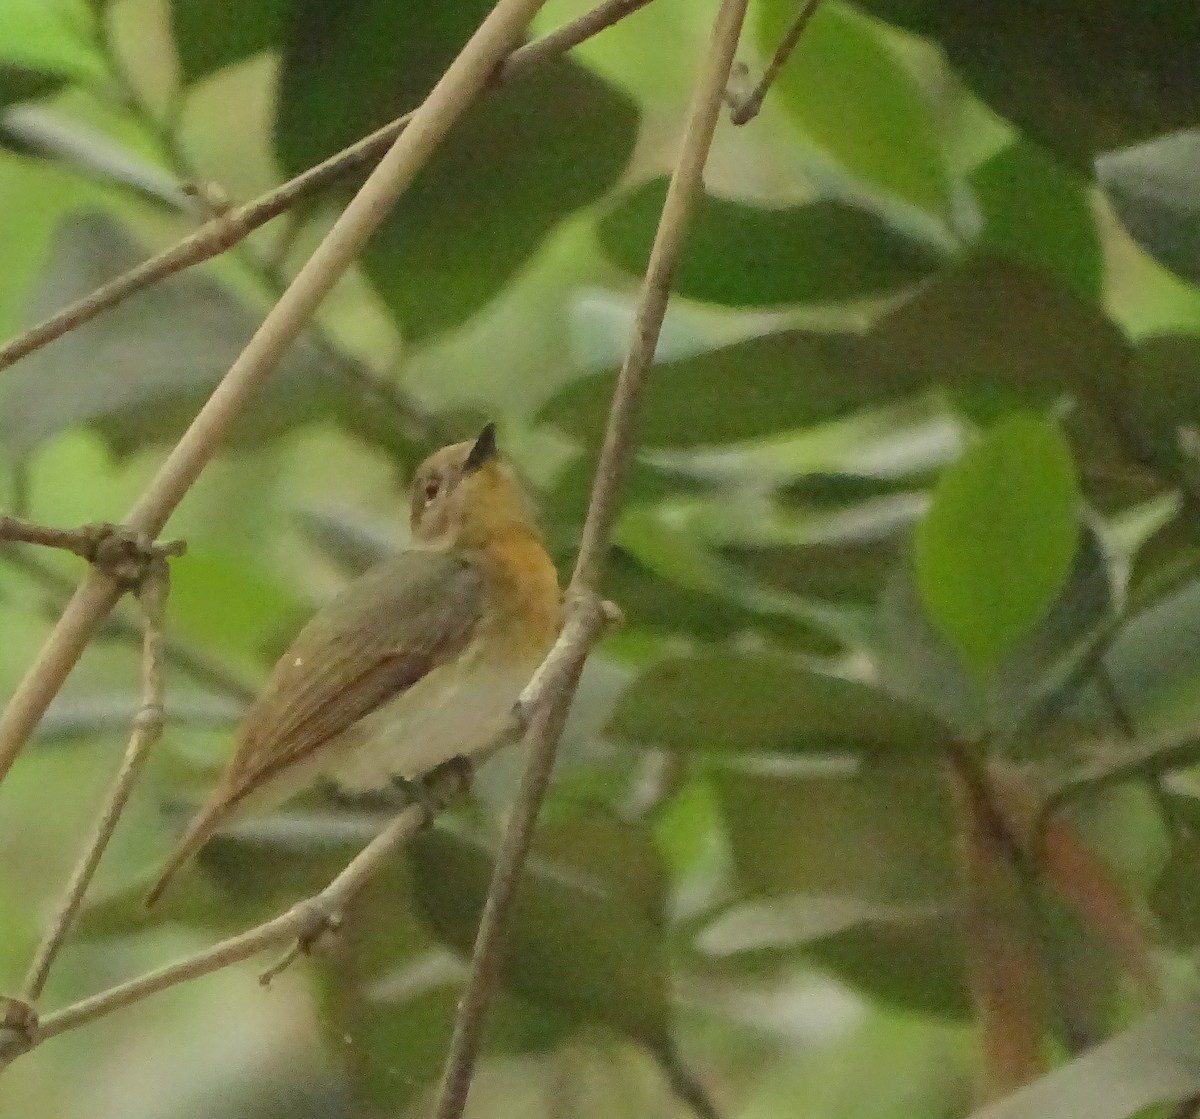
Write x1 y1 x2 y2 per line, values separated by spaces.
410 424 537 548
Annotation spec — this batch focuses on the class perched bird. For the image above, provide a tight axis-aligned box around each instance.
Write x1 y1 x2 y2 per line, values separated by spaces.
145 424 560 906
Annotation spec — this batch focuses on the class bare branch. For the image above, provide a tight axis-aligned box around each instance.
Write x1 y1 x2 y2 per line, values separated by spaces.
0 0 553 789
0 516 184 579
430 0 753 1115
21 558 170 1002
728 0 824 125
0 0 657 378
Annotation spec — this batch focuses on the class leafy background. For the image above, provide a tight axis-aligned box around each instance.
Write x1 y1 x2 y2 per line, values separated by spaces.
2 0 1200 1117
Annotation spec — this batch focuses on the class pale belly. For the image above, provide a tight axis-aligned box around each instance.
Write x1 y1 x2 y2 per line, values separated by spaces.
328 651 539 792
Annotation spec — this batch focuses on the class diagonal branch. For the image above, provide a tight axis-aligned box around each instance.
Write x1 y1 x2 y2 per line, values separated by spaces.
0 0 554 790
21 556 171 1003
0 0 657 377
431 1 754 1116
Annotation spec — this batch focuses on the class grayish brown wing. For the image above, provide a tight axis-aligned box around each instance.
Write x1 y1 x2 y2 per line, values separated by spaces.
228 548 484 796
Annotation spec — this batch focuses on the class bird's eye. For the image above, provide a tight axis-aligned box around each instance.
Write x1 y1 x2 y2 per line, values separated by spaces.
423 477 441 503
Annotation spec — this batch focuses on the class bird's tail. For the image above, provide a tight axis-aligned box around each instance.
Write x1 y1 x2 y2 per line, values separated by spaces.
143 793 232 908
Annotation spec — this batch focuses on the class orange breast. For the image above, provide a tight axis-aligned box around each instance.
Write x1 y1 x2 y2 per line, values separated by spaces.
476 528 562 657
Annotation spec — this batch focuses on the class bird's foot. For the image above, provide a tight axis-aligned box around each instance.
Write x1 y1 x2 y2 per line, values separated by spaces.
391 755 474 825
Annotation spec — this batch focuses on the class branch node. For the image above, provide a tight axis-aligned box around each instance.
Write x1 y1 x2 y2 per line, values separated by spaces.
259 909 344 986
88 526 185 592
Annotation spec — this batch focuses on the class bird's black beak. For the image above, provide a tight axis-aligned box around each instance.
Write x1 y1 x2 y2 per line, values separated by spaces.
464 422 498 472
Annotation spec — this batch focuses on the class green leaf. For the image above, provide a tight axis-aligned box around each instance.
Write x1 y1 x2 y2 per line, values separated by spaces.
169 0 290 84
968 997 1200 1119
543 260 1133 452
274 0 637 339
862 259 1133 403
1098 131 1200 286
0 0 106 105
540 329 909 449
857 0 1200 169
0 213 345 454
409 814 671 1048
756 0 957 220
598 177 946 307
716 765 959 905
1151 834 1200 946
971 141 1103 300
914 413 1082 674
609 650 950 756
696 896 971 1018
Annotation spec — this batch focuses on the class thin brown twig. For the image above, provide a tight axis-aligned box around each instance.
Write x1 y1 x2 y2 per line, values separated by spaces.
0 0 657 378
0 0 551 789
0 597 612 1068
21 557 170 1002
728 0 824 125
430 1 753 1116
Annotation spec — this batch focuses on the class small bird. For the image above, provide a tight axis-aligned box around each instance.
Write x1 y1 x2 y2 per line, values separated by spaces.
145 424 560 906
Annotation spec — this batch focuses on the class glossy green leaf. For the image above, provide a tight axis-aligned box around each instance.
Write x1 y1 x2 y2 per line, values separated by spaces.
274 0 637 339
1098 131 1200 285
969 997 1200 1119
409 814 671 1048
914 414 1082 674
756 0 956 219
610 650 949 756
169 0 290 83
0 213 345 453
971 141 1103 299
598 177 946 307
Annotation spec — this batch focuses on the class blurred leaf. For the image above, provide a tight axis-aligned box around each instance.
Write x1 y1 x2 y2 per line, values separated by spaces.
810 908 971 1019
914 413 1081 674
298 505 396 576
541 329 907 449
0 0 105 106
716 763 959 903
756 0 957 219
275 0 637 339
1105 577 1200 720
598 177 947 307
610 650 950 756
862 259 1133 403
169 546 307 662
858 0 1200 169
0 213 345 453
409 814 671 1048
1152 834 1200 945
971 141 1102 300
1117 334 1200 475
697 895 971 1018
877 521 1116 742
1098 130 1200 285
169 0 289 83
0 105 192 209
599 545 844 653
545 260 1134 453
969 997 1200 1119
